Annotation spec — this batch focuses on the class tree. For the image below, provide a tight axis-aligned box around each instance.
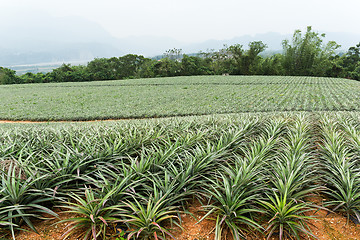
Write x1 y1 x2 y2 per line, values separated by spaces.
20 72 46 83
181 55 213 76
259 54 284 76
150 58 181 77
46 64 75 82
199 46 233 74
341 43 360 79
325 55 345 78
344 43 360 70
214 41 267 75
117 54 151 79
164 48 183 61
86 58 119 81
86 55 152 80
225 44 245 74
282 26 340 76
0 67 20 84
45 64 91 82
245 41 268 74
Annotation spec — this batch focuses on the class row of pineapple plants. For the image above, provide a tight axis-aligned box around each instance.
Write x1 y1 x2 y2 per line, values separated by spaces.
1 113 360 239
319 115 360 223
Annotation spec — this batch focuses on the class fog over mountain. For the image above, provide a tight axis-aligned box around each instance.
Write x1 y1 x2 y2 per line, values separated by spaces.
1 13 359 66
0 11 123 66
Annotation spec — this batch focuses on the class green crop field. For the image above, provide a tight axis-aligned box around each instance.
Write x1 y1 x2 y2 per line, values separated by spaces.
2 76 360 240
2 112 360 239
1 75 360 121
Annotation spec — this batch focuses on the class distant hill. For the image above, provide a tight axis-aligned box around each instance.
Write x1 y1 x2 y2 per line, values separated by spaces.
0 11 359 67
0 43 123 66
180 32 360 54
0 12 124 66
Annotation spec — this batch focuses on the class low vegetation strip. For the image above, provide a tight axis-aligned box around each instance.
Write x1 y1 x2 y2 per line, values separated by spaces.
1 112 360 239
0 76 359 121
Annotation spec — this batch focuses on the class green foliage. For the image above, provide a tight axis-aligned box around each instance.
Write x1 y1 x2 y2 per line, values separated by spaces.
19 72 46 84
2 26 360 83
181 54 213 76
282 26 340 76
201 169 264 239
340 43 360 80
163 48 183 61
260 192 315 240
259 54 285 75
1 76 360 121
343 43 360 72
0 164 58 239
261 117 319 239
204 41 268 75
122 195 179 240
86 55 150 81
59 187 122 240
4 112 360 239
151 58 181 77
0 68 20 85
45 64 92 83
320 116 360 222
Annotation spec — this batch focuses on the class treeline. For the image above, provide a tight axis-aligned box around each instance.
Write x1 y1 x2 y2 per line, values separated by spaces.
1 26 360 85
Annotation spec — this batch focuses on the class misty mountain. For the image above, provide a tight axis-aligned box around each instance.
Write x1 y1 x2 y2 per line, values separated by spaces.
115 36 184 56
181 31 360 54
1 11 359 67
0 42 123 66
181 32 290 53
0 11 123 66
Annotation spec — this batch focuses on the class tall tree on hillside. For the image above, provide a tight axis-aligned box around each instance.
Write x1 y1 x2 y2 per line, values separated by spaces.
282 26 340 76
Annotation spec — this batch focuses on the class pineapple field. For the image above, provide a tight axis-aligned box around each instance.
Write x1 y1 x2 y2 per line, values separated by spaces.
1 76 360 121
1 76 360 239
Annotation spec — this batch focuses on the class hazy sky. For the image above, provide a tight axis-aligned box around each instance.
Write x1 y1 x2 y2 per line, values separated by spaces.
1 0 360 43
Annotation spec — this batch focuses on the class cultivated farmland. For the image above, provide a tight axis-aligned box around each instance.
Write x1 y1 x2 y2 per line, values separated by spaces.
2 76 360 240
0 76 360 121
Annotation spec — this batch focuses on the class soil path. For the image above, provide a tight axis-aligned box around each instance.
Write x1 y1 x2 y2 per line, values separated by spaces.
0 119 126 124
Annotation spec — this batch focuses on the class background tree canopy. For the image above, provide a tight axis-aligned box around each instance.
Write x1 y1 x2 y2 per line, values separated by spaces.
2 26 360 85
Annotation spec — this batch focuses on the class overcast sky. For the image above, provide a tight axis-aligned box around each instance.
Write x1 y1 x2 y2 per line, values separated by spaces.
1 0 360 43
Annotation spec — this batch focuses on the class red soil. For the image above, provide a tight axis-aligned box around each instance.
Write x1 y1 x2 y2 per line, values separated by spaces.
8 199 360 240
